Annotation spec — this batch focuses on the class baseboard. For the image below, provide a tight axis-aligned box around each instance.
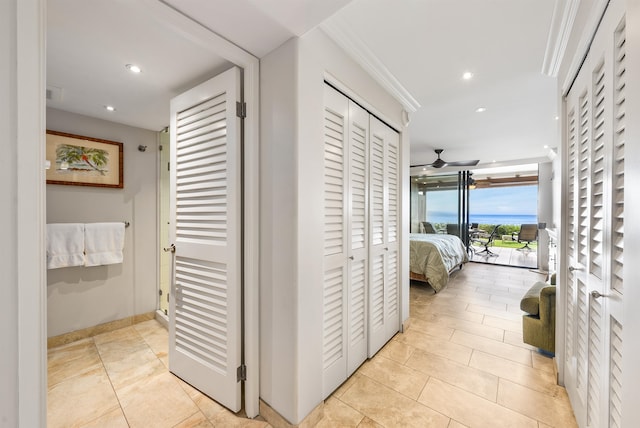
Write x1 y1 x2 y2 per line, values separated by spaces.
259 399 324 428
47 311 156 348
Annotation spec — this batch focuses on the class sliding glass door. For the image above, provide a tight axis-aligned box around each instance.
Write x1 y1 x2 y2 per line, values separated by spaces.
410 171 472 247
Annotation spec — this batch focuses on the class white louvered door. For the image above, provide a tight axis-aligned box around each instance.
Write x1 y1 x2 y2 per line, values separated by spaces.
563 2 625 426
322 86 370 397
322 84 399 396
368 116 400 357
168 67 242 412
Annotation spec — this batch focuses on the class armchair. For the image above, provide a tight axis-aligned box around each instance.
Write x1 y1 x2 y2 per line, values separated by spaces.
521 282 556 354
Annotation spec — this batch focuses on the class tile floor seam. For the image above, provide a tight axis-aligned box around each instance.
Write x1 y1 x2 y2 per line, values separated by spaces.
90 336 132 427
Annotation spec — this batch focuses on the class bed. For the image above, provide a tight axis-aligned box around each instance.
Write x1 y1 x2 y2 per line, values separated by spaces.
409 233 469 292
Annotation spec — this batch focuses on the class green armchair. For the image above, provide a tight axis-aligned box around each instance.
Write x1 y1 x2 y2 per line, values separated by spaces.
520 282 556 354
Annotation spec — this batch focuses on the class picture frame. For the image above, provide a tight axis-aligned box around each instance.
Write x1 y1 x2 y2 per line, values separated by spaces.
46 130 124 188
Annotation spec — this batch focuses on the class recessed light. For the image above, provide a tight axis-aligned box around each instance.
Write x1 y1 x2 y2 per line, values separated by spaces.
544 145 549 149
126 64 141 73
105 105 116 112
462 71 474 80
475 107 486 113
554 116 559 120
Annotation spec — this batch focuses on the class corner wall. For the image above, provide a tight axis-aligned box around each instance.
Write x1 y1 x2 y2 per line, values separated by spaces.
46 108 158 337
260 28 408 424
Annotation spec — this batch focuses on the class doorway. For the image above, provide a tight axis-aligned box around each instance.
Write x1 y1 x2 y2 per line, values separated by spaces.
44 0 260 417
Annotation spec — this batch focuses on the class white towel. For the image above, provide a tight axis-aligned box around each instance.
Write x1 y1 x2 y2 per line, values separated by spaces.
46 223 85 269
84 222 125 267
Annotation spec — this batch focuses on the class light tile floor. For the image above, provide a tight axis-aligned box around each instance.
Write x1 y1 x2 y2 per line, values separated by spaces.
470 245 538 269
48 262 576 427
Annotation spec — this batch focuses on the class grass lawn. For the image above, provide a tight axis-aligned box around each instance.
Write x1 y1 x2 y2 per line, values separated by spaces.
474 240 538 249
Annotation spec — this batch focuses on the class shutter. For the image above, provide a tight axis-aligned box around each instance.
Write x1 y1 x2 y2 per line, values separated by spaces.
385 137 399 338
323 266 345 371
368 117 400 356
324 107 346 258
566 108 577 367
590 62 605 279
587 297 603 426
609 318 623 428
578 91 590 265
322 89 348 397
169 67 242 412
347 102 369 375
576 279 589 398
612 20 625 294
370 135 384 247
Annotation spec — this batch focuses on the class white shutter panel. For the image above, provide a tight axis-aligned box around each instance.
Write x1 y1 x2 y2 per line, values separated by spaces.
566 108 577 368
169 67 242 412
368 117 400 356
590 62 606 279
347 102 369 375
587 297 603 426
322 88 348 397
612 20 626 294
385 137 399 339
368 129 386 355
609 318 623 428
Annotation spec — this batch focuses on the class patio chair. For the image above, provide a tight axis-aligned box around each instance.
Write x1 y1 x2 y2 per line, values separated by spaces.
472 224 501 257
513 224 538 250
446 223 460 236
421 221 436 234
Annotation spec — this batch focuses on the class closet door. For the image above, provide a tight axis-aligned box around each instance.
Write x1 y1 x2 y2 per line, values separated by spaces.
563 1 625 426
368 116 400 356
168 67 242 412
321 85 370 397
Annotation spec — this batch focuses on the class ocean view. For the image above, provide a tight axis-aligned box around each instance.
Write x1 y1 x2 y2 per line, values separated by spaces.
427 213 537 226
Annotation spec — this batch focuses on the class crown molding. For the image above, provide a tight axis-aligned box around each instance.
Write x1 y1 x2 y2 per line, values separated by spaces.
320 17 421 113
561 0 610 95
542 0 581 77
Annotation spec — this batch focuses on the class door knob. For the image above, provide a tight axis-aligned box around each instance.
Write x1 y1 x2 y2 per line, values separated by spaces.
590 290 607 299
163 244 176 253
568 266 582 272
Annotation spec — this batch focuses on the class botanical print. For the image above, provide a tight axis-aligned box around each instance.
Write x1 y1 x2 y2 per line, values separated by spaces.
55 144 110 175
46 131 123 188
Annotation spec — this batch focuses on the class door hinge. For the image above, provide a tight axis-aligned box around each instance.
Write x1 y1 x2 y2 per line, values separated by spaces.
236 101 246 119
237 364 247 382
159 289 163 296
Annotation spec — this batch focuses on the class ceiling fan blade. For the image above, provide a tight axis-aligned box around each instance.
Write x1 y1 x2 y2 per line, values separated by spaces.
410 162 435 168
446 159 480 167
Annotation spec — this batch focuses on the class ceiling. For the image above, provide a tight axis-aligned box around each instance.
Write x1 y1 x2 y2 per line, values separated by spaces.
46 0 558 167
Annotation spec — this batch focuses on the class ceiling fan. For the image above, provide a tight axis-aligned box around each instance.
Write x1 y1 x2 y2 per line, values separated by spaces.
411 149 480 169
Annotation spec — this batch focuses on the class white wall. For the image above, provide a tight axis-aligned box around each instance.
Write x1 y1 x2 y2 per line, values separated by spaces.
46 108 158 337
260 28 408 424
1 0 47 425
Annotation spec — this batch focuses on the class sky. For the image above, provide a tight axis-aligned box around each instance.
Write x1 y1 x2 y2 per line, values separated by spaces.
426 185 538 216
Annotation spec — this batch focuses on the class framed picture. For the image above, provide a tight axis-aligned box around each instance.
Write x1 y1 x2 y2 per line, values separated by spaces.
46 130 124 188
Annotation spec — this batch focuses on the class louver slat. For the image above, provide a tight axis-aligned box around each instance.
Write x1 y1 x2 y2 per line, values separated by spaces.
612 21 626 294
176 93 228 245
174 257 229 372
590 63 606 279
324 108 345 257
609 318 623 428
587 297 603 425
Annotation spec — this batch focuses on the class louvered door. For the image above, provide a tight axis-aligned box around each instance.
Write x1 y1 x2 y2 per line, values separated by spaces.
168 67 242 412
368 116 400 356
322 86 370 397
563 2 625 426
